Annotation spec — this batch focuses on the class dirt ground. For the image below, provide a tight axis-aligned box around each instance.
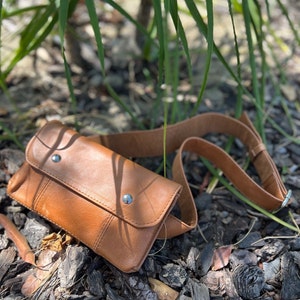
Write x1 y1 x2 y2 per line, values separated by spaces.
0 1 300 299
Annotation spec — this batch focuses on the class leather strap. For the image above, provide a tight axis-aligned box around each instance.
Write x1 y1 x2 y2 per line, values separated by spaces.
89 112 291 238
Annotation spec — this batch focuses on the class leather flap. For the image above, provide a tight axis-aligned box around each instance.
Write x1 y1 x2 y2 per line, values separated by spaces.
25 121 182 228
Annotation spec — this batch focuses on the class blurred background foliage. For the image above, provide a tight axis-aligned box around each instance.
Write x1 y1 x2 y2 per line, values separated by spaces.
0 0 299 140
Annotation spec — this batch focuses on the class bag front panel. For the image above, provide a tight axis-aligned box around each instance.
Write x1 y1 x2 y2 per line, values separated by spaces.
95 213 166 272
26 121 182 228
8 164 162 272
32 174 114 250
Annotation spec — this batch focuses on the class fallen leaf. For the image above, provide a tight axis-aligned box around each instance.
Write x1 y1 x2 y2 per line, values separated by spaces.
41 232 73 252
211 245 233 271
149 278 179 300
0 213 35 265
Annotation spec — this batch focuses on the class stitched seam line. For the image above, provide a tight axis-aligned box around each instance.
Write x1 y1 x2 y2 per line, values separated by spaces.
26 156 179 227
93 214 114 250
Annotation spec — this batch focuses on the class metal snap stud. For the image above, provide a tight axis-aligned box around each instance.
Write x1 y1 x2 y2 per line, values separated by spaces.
122 194 133 204
51 154 61 163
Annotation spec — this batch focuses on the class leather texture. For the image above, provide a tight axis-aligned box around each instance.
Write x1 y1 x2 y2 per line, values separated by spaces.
6 112 290 272
7 121 182 272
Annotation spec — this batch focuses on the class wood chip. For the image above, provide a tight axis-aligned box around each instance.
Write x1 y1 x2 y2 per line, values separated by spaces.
21 249 60 297
232 264 265 300
211 245 233 271
0 247 16 282
149 278 179 300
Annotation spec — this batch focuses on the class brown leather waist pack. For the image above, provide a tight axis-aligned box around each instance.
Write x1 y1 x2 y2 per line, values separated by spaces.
5 112 291 272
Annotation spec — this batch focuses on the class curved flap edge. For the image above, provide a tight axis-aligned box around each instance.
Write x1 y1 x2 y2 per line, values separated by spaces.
25 121 182 228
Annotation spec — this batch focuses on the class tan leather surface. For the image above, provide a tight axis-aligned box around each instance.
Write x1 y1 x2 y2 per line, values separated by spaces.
90 112 288 212
6 112 290 272
7 121 182 272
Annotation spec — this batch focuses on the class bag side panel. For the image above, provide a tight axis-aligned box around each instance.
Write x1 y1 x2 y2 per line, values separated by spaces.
7 162 51 210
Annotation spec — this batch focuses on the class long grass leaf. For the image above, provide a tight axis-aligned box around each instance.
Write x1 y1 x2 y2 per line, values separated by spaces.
242 0 265 141
227 0 242 117
276 0 300 45
104 0 154 47
202 159 299 233
152 0 165 88
2 4 58 79
86 1 144 128
58 0 78 120
186 0 213 116
19 5 54 50
169 1 193 84
0 120 24 149
253 0 267 126
151 0 165 127
0 0 3 79
85 0 105 75
1 4 47 18
58 0 68 43
105 84 145 129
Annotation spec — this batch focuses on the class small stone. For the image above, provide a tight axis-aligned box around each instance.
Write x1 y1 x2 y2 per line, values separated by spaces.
280 84 297 101
104 74 124 91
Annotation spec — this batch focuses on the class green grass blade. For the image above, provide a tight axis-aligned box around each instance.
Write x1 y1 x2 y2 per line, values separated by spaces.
57 0 78 120
0 121 24 150
242 0 265 141
105 84 145 129
0 0 3 79
104 0 154 47
276 0 300 45
202 158 299 233
162 0 179 123
227 0 242 117
2 3 58 79
151 0 165 126
1 4 47 18
169 1 193 85
185 0 214 116
152 0 165 88
58 0 69 42
19 4 54 50
85 0 105 75
85 1 144 129
162 0 170 176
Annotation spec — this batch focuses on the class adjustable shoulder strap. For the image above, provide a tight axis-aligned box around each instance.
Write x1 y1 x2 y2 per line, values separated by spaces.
89 112 291 238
